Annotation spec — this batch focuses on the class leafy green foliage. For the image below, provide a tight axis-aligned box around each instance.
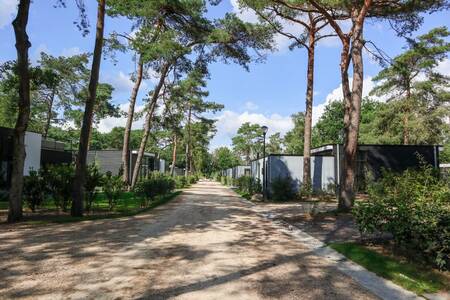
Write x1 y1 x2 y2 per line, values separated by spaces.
232 122 264 163
175 176 188 189
312 101 344 147
235 175 261 198
270 176 296 201
370 27 450 145
212 147 240 171
267 132 283 154
42 164 75 211
85 164 103 211
284 112 305 154
134 172 175 206
103 171 124 211
353 165 450 269
188 174 199 184
23 170 46 212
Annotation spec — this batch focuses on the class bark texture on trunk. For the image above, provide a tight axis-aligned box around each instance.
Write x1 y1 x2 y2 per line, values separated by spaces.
309 0 372 211
338 4 370 211
302 25 316 192
122 57 144 185
71 0 106 217
9 0 32 223
43 89 55 139
130 63 169 189
403 86 411 145
184 103 192 177
170 135 177 176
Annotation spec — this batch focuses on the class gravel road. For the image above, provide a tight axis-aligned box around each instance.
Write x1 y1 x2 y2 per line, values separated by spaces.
0 181 378 299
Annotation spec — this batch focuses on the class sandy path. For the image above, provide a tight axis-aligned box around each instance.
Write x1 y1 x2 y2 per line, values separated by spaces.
0 181 378 299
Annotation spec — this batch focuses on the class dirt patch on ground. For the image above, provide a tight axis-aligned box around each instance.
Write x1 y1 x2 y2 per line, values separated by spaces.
252 200 361 244
283 212 361 244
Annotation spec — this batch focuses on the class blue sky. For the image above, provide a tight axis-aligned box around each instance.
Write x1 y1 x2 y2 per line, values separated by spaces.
0 0 449 149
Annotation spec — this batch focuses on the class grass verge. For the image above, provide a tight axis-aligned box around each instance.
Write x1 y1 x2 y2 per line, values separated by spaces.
2 191 182 225
329 242 449 295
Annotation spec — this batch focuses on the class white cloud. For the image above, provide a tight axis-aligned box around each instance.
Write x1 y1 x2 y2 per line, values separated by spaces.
146 68 162 85
210 110 293 149
102 71 148 94
61 47 82 57
0 0 17 29
97 103 146 133
244 101 259 111
32 43 50 61
436 58 450 76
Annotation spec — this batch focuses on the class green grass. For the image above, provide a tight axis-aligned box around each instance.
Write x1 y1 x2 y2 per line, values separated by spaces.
1 191 182 225
0 201 8 210
330 242 449 295
47 191 182 224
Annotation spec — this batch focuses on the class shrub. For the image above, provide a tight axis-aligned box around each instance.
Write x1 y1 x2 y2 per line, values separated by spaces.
353 165 450 270
235 176 261 196
213 173 222 182
271 176 296 201
188 175 199 184
135 173 175 207
175 176 188 189
42 164 74 211
222 176 234 186
0 190 7 202
23 170 45 212
85 164 103 211
103 171 124 210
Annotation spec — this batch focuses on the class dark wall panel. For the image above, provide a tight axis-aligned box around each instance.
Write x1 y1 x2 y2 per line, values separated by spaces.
41 149 72 166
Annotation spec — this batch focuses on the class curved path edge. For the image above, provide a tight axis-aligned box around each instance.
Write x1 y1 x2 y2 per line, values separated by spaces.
236 194 423 300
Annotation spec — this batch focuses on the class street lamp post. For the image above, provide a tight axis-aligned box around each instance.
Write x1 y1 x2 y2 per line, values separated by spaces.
261 125 268 199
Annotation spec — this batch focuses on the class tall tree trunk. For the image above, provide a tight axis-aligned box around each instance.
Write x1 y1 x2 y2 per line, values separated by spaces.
339 10 367 211
130 63 170 189
403 85 411 145
170 134 177 176
184 103 192 177
71 0 106 217
43 89 55 139
302 24 316 193
8 0 31 223
122 56 144 185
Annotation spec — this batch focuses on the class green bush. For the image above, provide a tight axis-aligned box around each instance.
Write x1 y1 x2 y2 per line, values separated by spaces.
222 176 234 186
235 176 261 196
353 165 450 270
175 176 188 189
271 176 296 201
42 164 74 211
213 173 222 182
135 173 175 207
85 164 103 211
188 174 199 184
103 171 124 210
23 170 45 212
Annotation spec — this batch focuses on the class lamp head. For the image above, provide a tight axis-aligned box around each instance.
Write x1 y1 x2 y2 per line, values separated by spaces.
261 125 268 135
